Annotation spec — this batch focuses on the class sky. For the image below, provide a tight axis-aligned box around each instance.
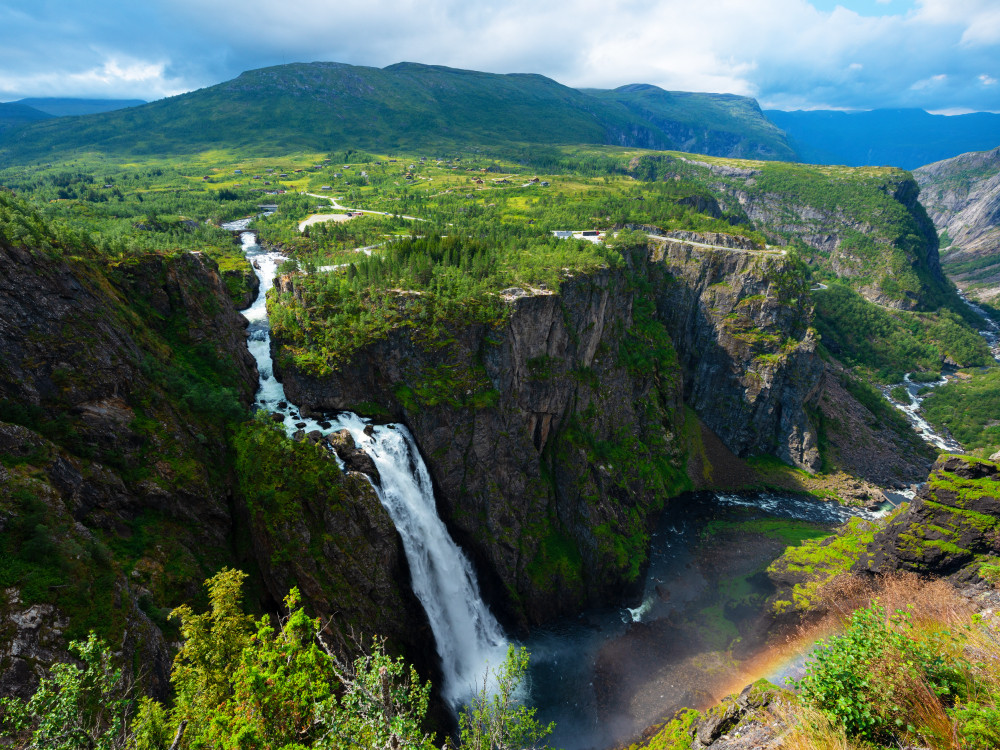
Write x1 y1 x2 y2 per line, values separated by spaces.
0 0 998 113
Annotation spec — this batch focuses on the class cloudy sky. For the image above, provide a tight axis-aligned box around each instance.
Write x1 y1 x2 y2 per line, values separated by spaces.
1 0 997 113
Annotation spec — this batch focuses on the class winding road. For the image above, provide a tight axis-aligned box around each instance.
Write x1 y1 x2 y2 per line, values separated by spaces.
299 192 429 232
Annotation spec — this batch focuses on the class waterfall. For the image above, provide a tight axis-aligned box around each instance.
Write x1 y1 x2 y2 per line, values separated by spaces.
235 230 508 705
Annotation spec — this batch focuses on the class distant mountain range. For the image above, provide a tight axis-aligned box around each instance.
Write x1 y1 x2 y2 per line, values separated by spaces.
0 102 53 133
0 98 145 137
12 98 146 117
0 62 795 163
766 109 1000 170
1 63 997 171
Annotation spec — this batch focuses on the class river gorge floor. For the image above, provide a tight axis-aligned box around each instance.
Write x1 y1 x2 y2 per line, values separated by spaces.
523 491 889 750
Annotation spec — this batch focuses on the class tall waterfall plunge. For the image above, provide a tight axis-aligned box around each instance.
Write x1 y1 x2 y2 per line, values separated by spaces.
234 228 508 705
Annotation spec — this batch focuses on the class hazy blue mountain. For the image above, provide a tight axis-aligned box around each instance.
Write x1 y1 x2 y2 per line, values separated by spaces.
765 108 1000 169
0 101 53 132
0 61 795 162
14 97 147 117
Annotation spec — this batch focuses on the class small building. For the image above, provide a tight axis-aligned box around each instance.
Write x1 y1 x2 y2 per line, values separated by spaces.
279 173 288 178
234 169 242 175
320 186 332 191
333 173 342 178
581 230 599 237
552 230 574 239
540 181 550 187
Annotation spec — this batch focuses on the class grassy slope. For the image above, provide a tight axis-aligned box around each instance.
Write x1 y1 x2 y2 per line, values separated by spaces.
0 61 794 164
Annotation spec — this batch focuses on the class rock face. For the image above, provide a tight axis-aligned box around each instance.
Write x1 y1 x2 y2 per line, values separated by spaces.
915 146 1000 303
864 454 1000 580
277 265 688 626
236 423 433 669
0 245 259 698
0 243 429 702
649 234 823 470
324 429 381 481
671 158 949 310
274 234 826 625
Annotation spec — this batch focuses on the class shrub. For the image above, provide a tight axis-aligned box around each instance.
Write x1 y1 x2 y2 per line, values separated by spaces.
795 602 966 744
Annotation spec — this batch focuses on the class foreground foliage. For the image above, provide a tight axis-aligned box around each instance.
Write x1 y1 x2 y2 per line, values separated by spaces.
0 569 549 750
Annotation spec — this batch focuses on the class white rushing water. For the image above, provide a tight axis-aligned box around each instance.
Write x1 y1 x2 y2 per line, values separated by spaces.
877 292 1000 453
879 372 963 453
959 291 1000 362
236 230 508 706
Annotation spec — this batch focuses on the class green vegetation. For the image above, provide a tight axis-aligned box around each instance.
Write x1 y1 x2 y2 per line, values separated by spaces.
1 570 551 750
458 646 554 750
796 601 999 749
767 516 884 615
814 283 991 382
0 62 793 164
0 633 131 750
700 518 831 546
921 369 1000 452
270 233 622 373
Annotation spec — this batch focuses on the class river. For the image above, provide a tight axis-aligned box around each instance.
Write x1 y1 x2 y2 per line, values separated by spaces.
878 292 1000 453
521 492 892 750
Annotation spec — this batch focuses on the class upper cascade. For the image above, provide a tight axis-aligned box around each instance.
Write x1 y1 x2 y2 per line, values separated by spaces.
238 231 508 706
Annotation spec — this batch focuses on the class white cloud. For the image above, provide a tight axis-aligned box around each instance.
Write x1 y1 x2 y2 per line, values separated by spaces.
981 74 998 86
910 73 948 90
1 0 998 111
0 55 189 100
914 0 1000 45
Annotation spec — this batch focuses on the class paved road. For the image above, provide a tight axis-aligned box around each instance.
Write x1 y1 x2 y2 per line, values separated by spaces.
649 233 787 256
303 193 429 227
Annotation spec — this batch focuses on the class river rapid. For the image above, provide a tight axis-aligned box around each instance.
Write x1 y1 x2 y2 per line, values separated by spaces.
878 292 1000 453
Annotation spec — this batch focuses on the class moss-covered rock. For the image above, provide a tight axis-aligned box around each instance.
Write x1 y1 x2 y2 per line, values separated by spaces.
863 454 1000 580
631 679 791 750
765 515 883 617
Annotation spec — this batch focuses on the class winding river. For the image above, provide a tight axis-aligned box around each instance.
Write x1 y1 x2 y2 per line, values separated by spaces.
878 292 1000 453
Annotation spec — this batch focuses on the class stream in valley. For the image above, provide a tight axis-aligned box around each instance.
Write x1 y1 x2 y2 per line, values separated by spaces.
878 292 1000 453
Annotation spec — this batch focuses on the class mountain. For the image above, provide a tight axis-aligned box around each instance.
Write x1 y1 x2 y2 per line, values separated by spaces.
13 97 146 117
765 108 1000 169
0 101 53 133
0 61 795 162
915 145 1000 303
583 84 795 160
